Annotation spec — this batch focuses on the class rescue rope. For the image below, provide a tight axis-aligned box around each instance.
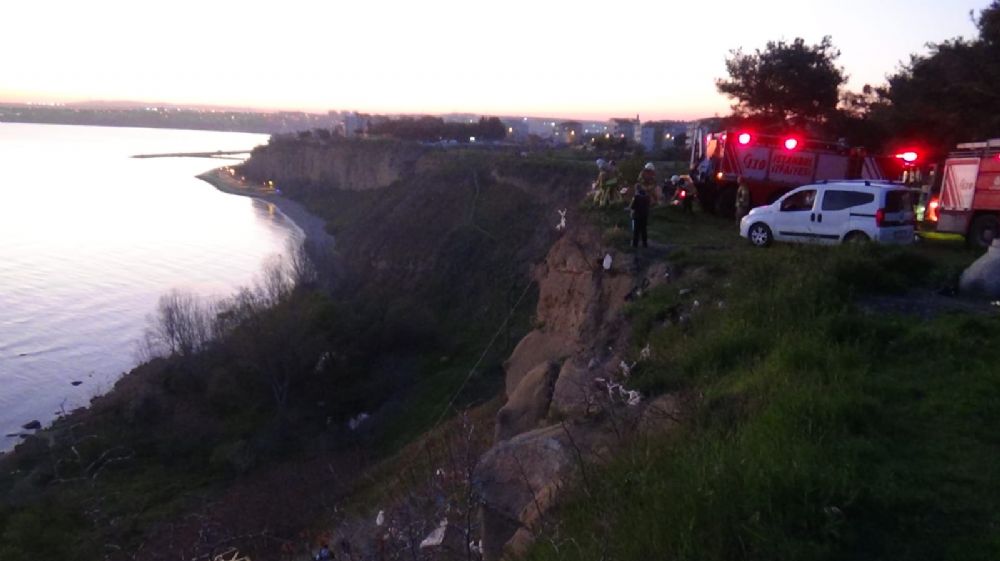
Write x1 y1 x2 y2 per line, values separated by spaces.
431 279 535 428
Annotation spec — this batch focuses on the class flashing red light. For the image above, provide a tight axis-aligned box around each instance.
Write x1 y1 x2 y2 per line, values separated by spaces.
927 197 940 222
737 132 752 145
783 137 799 150
895 151 919 163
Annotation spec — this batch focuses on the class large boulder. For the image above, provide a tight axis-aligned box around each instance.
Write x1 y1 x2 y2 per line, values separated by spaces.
495 362 560 442
960 239 1000 298
474 423 615 561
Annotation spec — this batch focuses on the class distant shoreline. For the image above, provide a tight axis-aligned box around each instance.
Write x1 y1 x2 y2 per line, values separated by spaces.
196 167 336 254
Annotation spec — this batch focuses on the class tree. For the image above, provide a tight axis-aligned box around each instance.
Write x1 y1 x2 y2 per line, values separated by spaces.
716 36 847 126
871 2 1000 154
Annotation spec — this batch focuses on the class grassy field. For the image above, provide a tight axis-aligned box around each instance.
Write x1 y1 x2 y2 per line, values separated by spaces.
527 205 1000 561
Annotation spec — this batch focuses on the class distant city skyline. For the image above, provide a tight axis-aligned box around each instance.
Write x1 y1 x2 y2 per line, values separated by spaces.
2 0 988 121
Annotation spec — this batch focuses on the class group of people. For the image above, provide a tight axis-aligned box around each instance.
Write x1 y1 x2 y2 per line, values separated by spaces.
592 159 696 248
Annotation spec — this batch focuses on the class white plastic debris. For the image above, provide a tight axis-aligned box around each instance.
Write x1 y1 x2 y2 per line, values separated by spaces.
639 344 651 361
693 300 700 308
619 360 635 378
625 390 642 406
556 208 567 231
679 288 692 296
314 351 333 373
348 413 370 431
376 510 385 527
419 518 449 548
587 357 598 370
603 254 613 271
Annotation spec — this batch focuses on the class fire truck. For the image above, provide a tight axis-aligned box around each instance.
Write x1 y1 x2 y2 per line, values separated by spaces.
931 138 1000 247
689 128 917 216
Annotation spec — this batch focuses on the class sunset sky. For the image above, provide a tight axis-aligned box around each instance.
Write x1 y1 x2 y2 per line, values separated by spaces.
2 0 988 120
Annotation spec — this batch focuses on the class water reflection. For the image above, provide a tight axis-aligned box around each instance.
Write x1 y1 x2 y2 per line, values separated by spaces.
0 123 297 450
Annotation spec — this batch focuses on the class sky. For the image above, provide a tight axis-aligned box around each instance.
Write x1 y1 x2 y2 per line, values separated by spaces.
1 0 989 120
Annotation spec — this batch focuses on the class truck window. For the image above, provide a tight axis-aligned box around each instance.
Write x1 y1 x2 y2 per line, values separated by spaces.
821 190 874 211
780 189 817 212
885 190 913 212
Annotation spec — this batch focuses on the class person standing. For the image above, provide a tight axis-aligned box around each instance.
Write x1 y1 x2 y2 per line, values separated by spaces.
630 185 651 248
637 162 658 205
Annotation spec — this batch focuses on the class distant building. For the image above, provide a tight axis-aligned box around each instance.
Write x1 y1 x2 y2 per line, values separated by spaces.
610 116 640 143
342 112 367 138
502 118 531 141
555 121 583 144
641 121 690 152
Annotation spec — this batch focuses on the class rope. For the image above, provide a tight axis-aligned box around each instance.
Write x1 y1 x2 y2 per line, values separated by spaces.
431 279 535 428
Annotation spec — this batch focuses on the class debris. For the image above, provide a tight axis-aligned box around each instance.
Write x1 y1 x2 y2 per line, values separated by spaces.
348 413 370 431
419 518 449 548
21 420 41 431
639 344 651 360
555 208 567 231
314 351 333 373
717 300 727 309
71 381 82 386
602 254 613 271
679 288 692 296
376 510 385 527
587 357 598 369
692 300 700 308
619 360 636 378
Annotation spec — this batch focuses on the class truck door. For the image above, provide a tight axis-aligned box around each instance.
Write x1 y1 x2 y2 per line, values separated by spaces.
938 158 981 234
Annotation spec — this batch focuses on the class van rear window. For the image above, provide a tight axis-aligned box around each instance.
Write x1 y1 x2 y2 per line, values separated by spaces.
822 190 874 211
885 190 913 212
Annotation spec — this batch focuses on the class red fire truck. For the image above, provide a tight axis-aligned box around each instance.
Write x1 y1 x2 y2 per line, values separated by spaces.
932 139 1000 247
689 129 916 215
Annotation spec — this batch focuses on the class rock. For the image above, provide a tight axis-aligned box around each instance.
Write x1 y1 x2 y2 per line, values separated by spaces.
475 423 617 561
960 240 1000 298
504 332 574 396
71 381 82 386
21 420 41 431
495 361 560 442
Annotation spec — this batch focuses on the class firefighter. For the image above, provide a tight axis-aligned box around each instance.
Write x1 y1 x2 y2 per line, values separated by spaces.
594 159 612 207
637 162 658 205
735 176 751 221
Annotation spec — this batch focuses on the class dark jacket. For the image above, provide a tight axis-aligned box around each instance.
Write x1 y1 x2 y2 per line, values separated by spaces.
630 189 651 221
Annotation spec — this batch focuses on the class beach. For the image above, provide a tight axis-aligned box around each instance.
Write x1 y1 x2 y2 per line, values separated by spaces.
196 167 336 254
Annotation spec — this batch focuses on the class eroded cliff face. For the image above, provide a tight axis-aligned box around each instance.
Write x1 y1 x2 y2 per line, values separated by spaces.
241 137 428 193
474 225 682 560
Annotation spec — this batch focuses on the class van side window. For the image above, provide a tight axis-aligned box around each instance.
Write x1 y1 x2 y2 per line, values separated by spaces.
780 189 817 212
821 190 875 211
885 190 912 212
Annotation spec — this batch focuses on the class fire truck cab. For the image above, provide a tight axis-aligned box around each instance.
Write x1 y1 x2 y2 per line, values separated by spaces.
934 139 1000 247
690 128 899 216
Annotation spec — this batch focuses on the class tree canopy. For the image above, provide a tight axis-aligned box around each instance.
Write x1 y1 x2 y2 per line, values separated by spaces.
716 36 847 127
871 1 1000 153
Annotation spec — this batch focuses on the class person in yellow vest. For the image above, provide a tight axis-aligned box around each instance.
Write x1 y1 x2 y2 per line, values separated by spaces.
637 162 658 205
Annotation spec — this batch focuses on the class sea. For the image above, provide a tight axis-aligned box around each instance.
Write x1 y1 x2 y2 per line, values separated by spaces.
0 122 302 451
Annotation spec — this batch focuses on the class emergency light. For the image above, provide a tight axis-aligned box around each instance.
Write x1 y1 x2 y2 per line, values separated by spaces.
894 151 920 163
737 132 752 145
783 137 799 150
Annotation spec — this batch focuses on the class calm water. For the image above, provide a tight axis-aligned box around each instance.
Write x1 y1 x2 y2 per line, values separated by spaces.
0 123 302 449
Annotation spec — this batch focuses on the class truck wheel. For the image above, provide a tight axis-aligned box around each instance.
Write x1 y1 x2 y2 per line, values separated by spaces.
968 214 1000 248
748 223 773 247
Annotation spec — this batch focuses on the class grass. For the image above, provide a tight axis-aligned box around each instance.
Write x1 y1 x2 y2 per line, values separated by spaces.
526 207 1000 561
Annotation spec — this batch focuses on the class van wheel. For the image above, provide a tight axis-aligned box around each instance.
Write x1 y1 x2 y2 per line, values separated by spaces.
748 223 773 247
968 215 999 248
843 231 870 244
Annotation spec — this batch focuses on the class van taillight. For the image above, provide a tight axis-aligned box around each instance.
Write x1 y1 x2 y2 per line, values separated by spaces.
875 208 885 227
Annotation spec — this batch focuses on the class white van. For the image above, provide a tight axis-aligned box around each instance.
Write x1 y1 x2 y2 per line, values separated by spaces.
739 181 916 247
